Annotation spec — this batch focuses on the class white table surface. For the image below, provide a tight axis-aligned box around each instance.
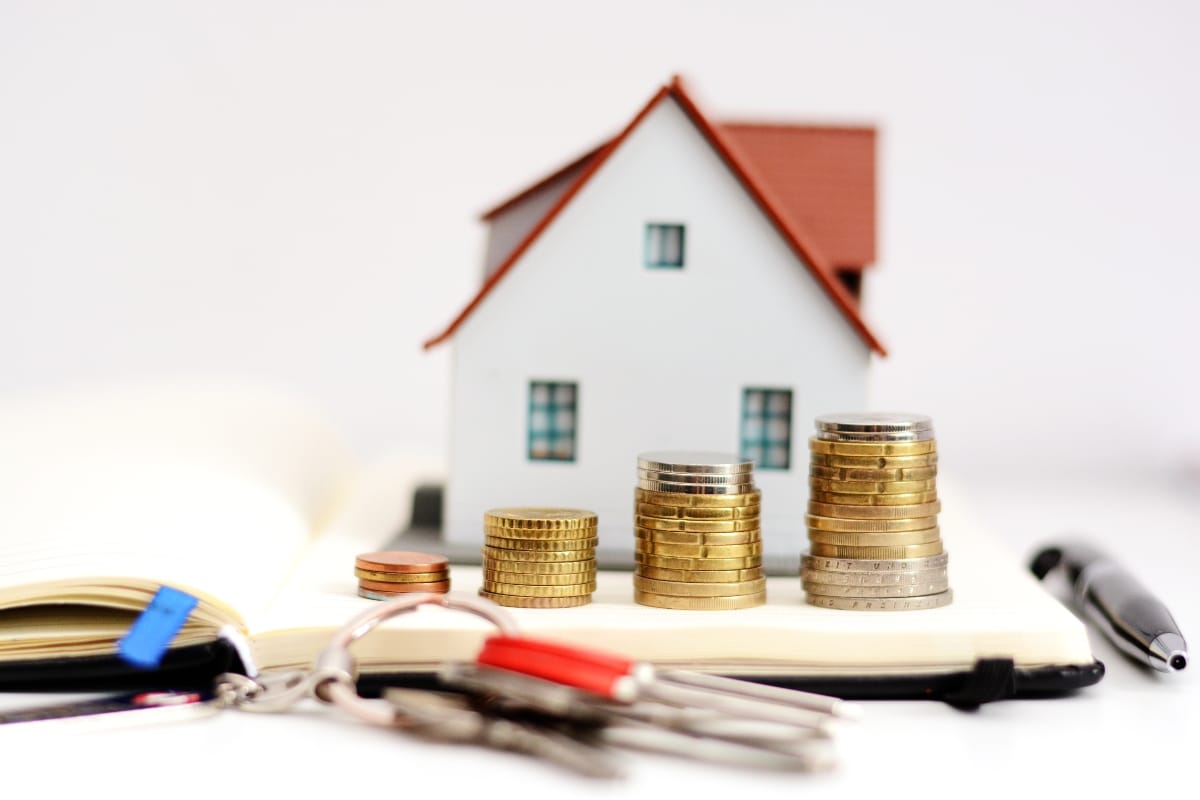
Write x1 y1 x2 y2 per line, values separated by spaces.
2 475 1196 798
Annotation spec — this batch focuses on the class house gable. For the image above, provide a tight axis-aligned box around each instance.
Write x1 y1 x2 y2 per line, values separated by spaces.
424 78 886 356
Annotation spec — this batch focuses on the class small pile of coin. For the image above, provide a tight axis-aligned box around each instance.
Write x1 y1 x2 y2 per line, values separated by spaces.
633 451 766 610
355 550 450 600
802 413 952 610
480 508 598 608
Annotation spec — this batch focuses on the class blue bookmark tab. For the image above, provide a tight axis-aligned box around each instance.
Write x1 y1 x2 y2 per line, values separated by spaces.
118 586 199 670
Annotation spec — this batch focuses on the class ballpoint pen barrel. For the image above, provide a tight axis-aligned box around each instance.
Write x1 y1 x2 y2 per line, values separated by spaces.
1078 564 1187 673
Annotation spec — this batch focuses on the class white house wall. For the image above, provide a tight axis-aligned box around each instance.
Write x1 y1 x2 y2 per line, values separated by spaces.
446 96 870 568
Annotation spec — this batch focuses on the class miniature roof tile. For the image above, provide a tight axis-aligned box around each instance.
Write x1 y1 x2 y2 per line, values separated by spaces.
425 77 886 355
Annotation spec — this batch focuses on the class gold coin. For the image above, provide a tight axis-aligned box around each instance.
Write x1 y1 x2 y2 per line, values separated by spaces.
808 452 938 469
637 565 764 583
634 590 766 610
483 569 596 586
636 552 762 571
807 527 941 546
808 490 939 507
806 514 940 533
484 534 598 551
633 576 767 597
809 464 938 482
808 438 936 457
482 558 595 575
483 507 598 531
480 580 596 597
353 568 449 583
483 522 599 541
805 590 953 611
807 500 941 519
634 528 759 545
634 515 760 533
634 539 762 558
635 488 761 508
807 477 937 495
636 502 761 521
482 546 596 563
478 590 591 608
808 541 944 559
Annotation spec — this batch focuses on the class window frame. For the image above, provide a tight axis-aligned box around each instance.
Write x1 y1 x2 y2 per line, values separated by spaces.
739 387 793 471
527 380 578 463
644 222 686 269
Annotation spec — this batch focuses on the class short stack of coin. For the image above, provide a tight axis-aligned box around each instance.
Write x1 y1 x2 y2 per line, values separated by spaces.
803 413 952 610
480 508 598 608
355 550 451 600
633 451 766 610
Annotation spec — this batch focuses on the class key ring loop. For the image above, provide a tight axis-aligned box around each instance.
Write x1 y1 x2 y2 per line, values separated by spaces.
314 592 519 727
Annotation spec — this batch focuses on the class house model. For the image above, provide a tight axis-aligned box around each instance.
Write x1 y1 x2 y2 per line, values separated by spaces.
424 76 886 568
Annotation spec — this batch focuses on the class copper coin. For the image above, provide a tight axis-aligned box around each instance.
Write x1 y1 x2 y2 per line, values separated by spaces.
359 587 447 601
355 550 449 573
358 578 451 593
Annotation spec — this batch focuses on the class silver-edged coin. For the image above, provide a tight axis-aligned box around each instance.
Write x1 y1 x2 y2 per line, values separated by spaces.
816 428 936 443
639 478 756 495
801 578 950 597
636 451 754 475
801 567 949 586
801 552 950 573
805 589 953 611
815 413 934 433
637 468 752 485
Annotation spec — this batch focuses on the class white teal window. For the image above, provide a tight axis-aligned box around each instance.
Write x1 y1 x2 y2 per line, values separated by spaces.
528 381 577 462
741 388 792 470
645 223 685 268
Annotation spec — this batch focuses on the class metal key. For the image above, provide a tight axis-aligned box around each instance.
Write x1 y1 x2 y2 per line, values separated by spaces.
475 635 857 733
439 662 836 771
382 687 622 779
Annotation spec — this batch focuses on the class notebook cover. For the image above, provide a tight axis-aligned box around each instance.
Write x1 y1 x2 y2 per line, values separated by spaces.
0 639 1103 706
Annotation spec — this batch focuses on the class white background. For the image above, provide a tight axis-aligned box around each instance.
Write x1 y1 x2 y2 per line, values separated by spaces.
2 4 1199 789
4 0 1199 487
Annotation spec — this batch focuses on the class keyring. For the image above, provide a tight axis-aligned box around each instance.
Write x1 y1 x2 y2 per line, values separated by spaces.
313 592 519 727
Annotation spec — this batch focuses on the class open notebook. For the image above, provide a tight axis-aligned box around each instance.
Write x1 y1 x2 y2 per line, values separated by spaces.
0 383 1100 701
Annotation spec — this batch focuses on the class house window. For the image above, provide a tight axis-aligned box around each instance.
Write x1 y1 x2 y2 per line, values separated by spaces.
645 223 685 268
528 381 577 462
740 388 792 470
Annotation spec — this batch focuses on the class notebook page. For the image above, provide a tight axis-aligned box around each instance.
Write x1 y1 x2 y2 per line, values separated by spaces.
254 479 1094 674
0 381 354 630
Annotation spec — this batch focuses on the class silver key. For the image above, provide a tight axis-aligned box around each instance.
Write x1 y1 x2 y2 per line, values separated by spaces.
438 663 836 771
382 688 621 779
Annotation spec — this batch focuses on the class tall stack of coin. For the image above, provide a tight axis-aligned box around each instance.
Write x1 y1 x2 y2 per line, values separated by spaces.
633 451 766 610
480 508 598 608
355 551 451 600
802 413 952 610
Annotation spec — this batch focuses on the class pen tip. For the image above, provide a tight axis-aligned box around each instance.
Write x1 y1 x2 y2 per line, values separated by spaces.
1170 654 1187 671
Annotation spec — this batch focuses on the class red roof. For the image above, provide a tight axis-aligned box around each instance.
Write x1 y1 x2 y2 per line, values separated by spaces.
425 78 885 355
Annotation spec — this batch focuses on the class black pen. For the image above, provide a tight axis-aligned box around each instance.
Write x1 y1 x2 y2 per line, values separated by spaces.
1031 541 1187 673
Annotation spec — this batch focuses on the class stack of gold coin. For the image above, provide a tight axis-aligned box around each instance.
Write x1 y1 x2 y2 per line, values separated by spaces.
354 551 450 600
480 508 598 608
803 413 952 610
633 451 766 610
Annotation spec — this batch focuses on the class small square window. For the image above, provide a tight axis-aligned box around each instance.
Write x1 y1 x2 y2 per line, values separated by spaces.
740 388 793 470
528 380 578 462
645 223 685 269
